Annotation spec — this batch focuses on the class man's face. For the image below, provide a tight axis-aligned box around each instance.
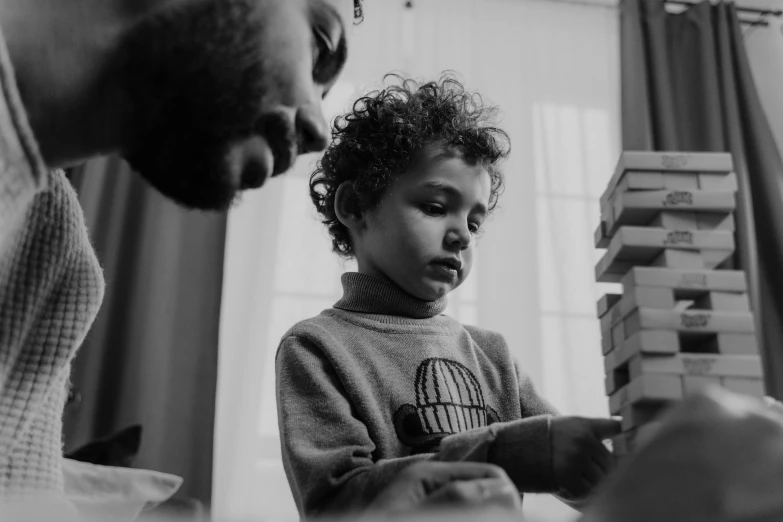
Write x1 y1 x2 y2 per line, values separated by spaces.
115 0 354 211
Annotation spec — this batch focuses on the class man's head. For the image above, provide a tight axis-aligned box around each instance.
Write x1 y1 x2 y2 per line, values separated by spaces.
114 0 360 210
0 0 360 210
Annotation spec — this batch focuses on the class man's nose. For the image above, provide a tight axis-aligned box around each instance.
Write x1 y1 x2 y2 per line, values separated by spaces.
296 104 330 154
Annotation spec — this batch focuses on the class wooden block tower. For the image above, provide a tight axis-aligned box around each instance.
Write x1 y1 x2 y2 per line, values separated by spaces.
594 151 764 459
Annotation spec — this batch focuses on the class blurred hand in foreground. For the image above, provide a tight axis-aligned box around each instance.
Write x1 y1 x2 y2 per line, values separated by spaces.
581 386 783 522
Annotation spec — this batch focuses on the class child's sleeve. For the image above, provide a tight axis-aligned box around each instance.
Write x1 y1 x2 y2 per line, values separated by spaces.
436 361 559 493
276 334 431 518
436 353 585 510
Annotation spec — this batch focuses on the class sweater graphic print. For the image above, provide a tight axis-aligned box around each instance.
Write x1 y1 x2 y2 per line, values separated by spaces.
394 357 500 454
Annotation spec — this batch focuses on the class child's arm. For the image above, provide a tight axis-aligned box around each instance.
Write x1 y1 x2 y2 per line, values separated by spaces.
437 360 618 509
435 363 558 493
276 335 433 518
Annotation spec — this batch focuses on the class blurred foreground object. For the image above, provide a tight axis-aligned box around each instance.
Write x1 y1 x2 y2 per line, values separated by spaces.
582 386 783 522
5 387 783 521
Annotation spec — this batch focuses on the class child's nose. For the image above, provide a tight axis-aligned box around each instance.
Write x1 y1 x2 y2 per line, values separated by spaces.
445 224 472 250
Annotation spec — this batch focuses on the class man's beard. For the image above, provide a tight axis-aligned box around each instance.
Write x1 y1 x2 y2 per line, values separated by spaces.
115 0 269 211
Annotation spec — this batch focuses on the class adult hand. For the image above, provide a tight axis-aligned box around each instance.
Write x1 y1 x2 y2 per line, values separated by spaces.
764 395 783 417
366 461 521 515
582 388 783 522
550 416 621 499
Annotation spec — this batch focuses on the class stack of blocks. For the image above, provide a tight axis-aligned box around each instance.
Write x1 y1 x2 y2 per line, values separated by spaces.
594 151 764 460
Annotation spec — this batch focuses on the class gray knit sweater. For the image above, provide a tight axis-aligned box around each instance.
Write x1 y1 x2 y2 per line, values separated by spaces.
0 24 104 498
276 272 561 518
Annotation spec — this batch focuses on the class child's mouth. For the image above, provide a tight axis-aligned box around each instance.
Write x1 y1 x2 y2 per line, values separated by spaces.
431 262 459 280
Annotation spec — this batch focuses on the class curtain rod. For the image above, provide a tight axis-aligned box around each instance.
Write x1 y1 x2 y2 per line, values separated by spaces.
664 0 782 16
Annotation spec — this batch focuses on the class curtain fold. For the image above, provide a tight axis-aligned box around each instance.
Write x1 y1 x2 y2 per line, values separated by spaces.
621 0 783 398
64 156 227 504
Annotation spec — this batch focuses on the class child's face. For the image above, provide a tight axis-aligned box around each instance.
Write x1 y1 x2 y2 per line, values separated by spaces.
354 150 491 301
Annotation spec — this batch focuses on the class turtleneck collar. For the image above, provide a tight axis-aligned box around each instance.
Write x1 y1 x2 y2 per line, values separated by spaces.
334 272 448 319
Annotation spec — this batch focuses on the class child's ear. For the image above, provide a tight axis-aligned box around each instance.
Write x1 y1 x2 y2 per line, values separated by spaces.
334 181 365 230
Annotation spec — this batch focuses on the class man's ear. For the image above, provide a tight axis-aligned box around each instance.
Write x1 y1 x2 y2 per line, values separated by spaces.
334 181 365 231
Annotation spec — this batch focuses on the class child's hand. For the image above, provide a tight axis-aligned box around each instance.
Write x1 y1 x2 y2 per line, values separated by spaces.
550 416 622 499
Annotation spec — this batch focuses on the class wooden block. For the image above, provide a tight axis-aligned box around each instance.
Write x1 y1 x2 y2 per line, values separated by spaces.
682 375 722 394
663 173 699 190
594 221 610 248
607 190 736 235
697 212 735 231
605 373 627 396
604 374 614 396
699 172 738 191
602 287 675 330
617 171 666 192
650 211 699 230
645 249 731 272
701 249 734 269
620 151 734 172
595 257 633 283
621 267 747 293
710 333 759 355
620 403 662 431
649 249 706 269
618 188 734 212
614 227 733 256
601 152 734 208
601 333 614 355
609 374 683 415
692 291 750 312
627 353 762 379
604 330 680 373
597 293 622 318
612 321 626 347
624 308 755 337
595 227 735 283
721 377 765 398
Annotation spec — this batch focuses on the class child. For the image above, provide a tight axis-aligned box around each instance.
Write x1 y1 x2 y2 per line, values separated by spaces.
275 74 620 518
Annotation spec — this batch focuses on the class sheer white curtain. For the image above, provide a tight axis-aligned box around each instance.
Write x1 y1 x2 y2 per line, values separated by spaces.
213 1 620 520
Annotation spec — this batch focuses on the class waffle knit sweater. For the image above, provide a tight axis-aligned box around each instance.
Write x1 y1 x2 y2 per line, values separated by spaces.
276 272 563 518
0 25 105 497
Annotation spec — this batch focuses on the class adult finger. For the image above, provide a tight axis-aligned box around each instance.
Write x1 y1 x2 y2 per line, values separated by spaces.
588 418 622 439
426 477 521 511
404 461 510 492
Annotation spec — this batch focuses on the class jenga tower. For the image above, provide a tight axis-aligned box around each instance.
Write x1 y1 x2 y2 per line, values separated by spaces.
594 151 763 460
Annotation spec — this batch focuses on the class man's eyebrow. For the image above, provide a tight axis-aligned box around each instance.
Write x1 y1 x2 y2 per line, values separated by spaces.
420 181 488 215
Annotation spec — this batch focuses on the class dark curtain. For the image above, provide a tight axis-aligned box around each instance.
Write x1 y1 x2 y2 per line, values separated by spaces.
63 155 227 505
621 0 783 399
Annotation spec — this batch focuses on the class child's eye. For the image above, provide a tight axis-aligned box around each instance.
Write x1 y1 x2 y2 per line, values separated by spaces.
469 223 483 235
422 204 445 215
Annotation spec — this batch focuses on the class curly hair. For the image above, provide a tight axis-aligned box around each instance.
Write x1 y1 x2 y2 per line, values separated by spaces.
309 73 511 258
354 0 364 23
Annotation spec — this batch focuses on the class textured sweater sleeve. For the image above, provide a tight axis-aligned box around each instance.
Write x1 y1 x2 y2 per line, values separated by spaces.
438 362 586 510
276 335 431 518
436 360 559 493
